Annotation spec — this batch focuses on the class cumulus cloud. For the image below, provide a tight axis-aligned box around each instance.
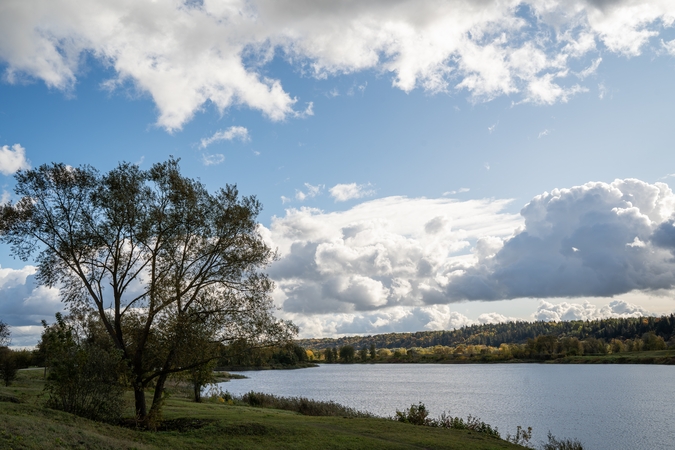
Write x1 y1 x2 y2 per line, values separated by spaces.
329 183 375 202
280 305 478 338
0 265 64 346
265 195 521 314
0 144 30 175
448 179 675 300
534 299 651 322
2 1 674 130
296 183 324 201
266 178 675 327
199 126 250 149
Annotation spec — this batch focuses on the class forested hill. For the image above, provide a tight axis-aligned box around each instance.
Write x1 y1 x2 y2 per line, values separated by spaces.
297 315 675 350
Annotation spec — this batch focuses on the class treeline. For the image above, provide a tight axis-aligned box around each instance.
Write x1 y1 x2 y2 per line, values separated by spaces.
297 315 675 351
311 331 673 364
217 341 315 369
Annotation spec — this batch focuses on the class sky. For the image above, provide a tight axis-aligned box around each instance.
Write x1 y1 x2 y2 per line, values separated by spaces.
2 0 675 347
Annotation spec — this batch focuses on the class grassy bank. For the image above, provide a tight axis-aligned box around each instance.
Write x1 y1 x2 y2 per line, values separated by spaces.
0 368 523 450
311 349 675 365
554 349 675 364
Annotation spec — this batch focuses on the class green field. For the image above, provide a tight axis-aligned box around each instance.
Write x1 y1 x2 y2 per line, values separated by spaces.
0 368 524 450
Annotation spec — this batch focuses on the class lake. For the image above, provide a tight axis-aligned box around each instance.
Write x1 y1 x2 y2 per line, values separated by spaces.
218 364 675 450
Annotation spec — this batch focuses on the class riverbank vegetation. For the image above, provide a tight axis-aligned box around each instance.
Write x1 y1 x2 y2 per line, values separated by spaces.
0 368 529 449
299 316 675 364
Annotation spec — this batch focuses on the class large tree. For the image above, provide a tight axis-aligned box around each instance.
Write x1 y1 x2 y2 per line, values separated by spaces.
0 159 296 421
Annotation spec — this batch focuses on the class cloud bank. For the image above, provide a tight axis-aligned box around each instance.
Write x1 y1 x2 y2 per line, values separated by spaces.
3 177 675 343
265 178 675 325
1 1 674 130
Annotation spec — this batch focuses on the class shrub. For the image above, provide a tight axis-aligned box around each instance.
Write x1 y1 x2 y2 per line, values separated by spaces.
0 347 18 386
240 391 371 417
41 314 126 423
395 403 431 426
395 403 501 439
542 432 584 450
45 342 127 423
506 425 532 446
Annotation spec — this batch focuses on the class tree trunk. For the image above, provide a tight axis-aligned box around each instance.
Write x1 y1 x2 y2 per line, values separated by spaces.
193 381 202 403
148 372 168 422
134 383 147 420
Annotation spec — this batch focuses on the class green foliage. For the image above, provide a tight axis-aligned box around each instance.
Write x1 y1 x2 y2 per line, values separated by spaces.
395 403 431 426
395 403 501 439
641 332 666 351
339 345 355 363
219 341 311 368
41 313 126 423
0 159 296 422
299 315 675 352
0 347 18 386
324 347 335 363
240 391 372 417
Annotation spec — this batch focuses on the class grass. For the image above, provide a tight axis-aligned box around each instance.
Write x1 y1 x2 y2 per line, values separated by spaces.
0 368 525 450
554 350 675 364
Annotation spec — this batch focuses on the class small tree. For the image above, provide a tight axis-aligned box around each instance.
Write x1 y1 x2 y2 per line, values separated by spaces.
324 348 334 363
339 345 355 363
0 347 18 386
0 159 296 423
370 343 376 360
40 313 126 423
184 359 217 403
358 348 368 362
0 322 17 386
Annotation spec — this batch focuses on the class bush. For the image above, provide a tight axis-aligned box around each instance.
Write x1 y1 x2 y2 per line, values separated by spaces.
41 313 126 423
395 403 501 439
395 403 431 426
0 347 18 386
45 342 127 423
506 425 532 446
240 391 372 417
542 432 584 450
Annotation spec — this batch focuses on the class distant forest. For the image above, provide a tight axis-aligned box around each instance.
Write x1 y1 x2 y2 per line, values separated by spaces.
297 315 675 350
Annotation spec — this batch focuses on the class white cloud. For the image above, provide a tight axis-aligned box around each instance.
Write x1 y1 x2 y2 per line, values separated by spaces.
663 38 675 56
576 57 602 79
1 190 10 205
444 188 470 196
329 183 375 202
2 1 675 130
296 183 324 201
199 126 250 149
0 265 64 346
267 177 675 328
201 153 225 166
265 195 521 314
448 178 675 300
538 129 551 138
0 144 30 175
534 299 651 322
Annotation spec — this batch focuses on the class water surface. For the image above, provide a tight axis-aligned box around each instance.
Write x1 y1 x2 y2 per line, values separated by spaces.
219 364 675 450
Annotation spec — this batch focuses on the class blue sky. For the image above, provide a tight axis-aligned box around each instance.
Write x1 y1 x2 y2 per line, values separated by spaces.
2 0 675 346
